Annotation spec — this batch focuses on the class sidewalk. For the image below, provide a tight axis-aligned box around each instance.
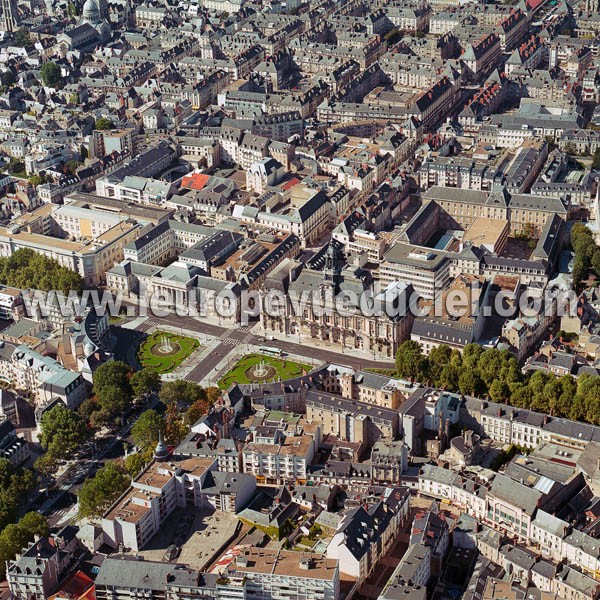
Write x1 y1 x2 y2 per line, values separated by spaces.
162 334 222 382
265 328 389 362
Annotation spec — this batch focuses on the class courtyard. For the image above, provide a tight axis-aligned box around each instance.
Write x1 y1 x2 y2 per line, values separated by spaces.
137 330 200 374
218 353 311 389
131 508 239 571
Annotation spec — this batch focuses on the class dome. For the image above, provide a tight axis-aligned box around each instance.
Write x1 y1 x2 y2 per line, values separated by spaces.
154 433 169 462
82 0 100 23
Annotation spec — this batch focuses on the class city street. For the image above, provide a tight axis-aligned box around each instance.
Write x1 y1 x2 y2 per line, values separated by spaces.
114 312 396 384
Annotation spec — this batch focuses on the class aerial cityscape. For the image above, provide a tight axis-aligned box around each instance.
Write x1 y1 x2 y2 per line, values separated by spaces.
0 0 599 598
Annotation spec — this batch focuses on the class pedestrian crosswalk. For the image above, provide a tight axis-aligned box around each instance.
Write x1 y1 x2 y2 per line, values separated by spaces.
221 338 241 347
237 325 254 333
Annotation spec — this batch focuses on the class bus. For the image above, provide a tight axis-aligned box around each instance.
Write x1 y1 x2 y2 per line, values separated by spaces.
259 346 283 357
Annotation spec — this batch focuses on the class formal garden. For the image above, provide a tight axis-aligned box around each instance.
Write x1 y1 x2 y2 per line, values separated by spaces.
218 353 311 389
137 330 200 374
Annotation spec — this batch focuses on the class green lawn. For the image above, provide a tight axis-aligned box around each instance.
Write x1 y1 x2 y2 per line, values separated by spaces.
137 330 200 374
218 353 311 389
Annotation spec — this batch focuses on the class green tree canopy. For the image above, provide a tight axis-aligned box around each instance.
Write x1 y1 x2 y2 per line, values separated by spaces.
1 70 15 87
0 248 83 295
0 459 36 531
93 385 131 425
131 409 163 452
93 360 133 397
159 380 206 406
78 462 130 518
40 62 62 88
124 452 149 478
593 147 600 170
95 117 115 130
130 368 161 398
184 398 208 427
395 340 428 381
39 404 88 459
13 29 32 49
19 512 49 538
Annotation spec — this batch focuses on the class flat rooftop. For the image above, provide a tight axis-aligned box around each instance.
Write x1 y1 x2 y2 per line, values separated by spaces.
464 217 509 248
231 548 338 581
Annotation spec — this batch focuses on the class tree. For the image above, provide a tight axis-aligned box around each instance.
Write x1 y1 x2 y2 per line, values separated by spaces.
13 29 32 49
395 340 428 381
573 254 587 289
0 460 36 532
40 62 62 88
19 512 49 538
131 409 163 452
78 462 130 518
34 454 59 477
438 363 461 391
206 386 221 406
592 248 600 279
93 361 133 397
164 401 187 446
39 404 87 458
63 160 81 175
593 148 600 170
130 368 161 398
489 379 510 404
28 174 45 187
95 117 115 130
462 343 484 370
510 382 532 409
1 70 15 88
184 398 208 427
6 158 25 176
94 385 130 424
124 452 149 478
0 248 83 295
458 370 484 397
427 345 451 386
160 380 206 406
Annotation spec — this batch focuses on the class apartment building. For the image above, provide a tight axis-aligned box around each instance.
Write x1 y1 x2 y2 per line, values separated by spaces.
0 418 29 466
380 243 451 299
409 76 460 131
0 344 87 409
327 491 410 584
462 33 502 78
7 532 80 600
327 369 412 411
225 548 340 600
497 8 528 51
95 551 339 600
91 127 136 158
242 434 315 484
103 455 255 551
305 390 400 445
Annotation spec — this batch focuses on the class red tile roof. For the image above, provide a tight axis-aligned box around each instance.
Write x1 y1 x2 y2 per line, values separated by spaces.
181 172 210 190
281 177 301 191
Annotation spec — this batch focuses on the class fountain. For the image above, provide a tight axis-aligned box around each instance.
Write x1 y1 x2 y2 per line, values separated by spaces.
158 335 173 354
253 358 268 378
246 357 276 381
